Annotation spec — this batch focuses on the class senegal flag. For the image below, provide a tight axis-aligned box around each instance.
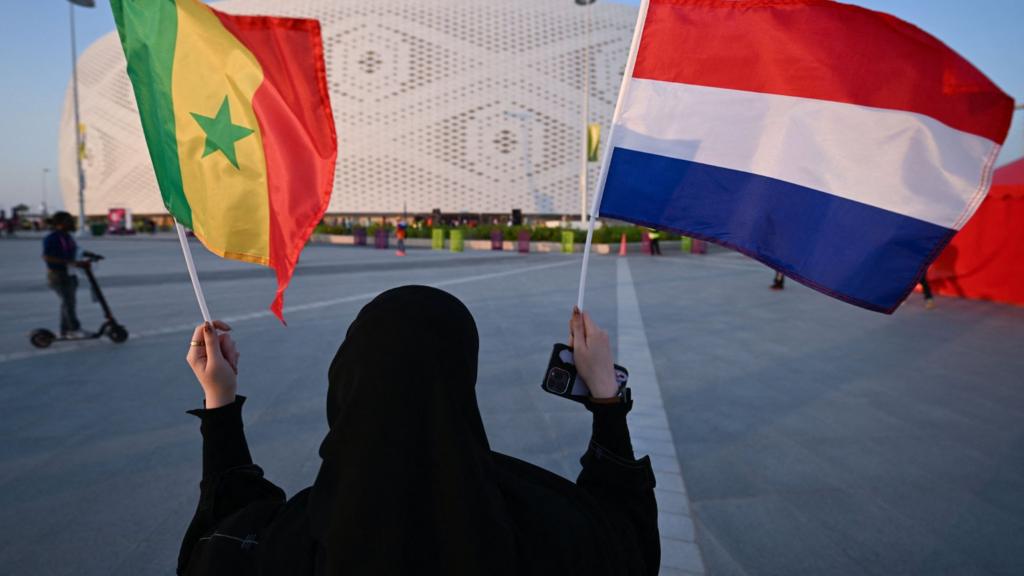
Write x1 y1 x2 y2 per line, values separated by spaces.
111 0 337 322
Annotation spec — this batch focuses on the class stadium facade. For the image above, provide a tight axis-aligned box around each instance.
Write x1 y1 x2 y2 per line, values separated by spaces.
59 0 637 218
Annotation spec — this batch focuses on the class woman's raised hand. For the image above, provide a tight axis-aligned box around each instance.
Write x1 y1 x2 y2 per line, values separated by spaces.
568 307 619 399
186 320 239 409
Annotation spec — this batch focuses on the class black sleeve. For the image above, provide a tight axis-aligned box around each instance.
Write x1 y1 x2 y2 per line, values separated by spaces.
577 399 660 576
589 400 636 460
187 396 255 480
178 396 287 576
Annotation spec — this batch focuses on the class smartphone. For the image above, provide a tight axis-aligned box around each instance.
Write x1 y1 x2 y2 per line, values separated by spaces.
541 343 628 403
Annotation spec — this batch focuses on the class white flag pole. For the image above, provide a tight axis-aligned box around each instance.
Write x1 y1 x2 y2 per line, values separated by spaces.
175 221 212 323
576 0 651 310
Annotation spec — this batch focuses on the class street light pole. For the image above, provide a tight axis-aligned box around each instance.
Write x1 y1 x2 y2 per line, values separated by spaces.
41 168 50 218
577 0 595 224
68 0 94 235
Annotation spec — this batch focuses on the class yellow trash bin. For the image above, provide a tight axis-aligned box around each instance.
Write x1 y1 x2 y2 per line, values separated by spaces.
450 229 464 253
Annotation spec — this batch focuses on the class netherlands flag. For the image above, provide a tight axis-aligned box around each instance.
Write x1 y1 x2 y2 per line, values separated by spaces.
597 0 1015 313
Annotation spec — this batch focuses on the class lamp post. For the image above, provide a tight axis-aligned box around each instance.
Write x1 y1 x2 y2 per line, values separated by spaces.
577 0 595 224
67 0 94 235
41 168 51 218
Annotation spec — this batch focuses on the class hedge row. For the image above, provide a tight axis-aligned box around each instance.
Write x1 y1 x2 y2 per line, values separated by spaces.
313 224 682 244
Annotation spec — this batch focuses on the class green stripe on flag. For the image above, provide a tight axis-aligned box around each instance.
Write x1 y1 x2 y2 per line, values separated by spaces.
111 0 191 228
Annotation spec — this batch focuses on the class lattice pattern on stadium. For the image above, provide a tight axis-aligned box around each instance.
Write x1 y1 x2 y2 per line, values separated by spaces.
59 0 636 216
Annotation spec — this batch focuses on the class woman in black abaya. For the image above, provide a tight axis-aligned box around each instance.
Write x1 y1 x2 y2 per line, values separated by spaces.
179 286 659 576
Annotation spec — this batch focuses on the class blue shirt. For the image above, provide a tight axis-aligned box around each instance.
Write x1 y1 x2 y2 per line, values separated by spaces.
43 231 77 273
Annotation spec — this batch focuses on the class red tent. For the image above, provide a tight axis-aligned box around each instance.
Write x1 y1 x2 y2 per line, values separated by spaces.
926 157 1024 306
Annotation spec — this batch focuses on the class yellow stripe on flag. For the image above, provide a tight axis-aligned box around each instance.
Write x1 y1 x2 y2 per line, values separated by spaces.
172 0 270 264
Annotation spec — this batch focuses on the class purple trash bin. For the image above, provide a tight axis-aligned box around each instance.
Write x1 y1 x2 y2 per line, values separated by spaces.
517 230 530 253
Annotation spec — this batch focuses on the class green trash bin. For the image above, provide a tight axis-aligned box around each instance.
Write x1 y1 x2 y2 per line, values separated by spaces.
431 228 445 250
450 229 464 253
680 236 692 253
561 230 575 254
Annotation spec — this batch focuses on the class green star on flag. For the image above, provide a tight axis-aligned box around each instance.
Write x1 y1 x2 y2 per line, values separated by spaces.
190 96 254 169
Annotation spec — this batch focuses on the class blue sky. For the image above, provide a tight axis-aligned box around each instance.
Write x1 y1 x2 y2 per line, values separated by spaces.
1 0 1021 211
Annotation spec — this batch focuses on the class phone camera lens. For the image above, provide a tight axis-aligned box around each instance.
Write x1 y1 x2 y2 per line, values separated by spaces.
546 367 571 394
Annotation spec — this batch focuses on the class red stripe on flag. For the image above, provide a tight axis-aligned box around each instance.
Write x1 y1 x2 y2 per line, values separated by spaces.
633 0 1013 143
215 10 338 323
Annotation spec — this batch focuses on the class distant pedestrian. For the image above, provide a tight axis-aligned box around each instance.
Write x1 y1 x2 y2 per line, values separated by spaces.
771 271 785 290
42 212 86 338
395 220 407 256
919 274 936 309
648 228 661 255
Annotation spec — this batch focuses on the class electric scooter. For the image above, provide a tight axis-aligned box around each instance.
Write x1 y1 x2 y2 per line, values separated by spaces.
29 251 129 348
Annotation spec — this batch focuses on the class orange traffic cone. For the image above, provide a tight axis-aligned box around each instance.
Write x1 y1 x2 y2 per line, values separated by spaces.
618 233 627 256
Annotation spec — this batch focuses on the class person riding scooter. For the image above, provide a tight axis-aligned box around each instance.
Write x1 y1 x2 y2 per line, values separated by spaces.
42 211 88 339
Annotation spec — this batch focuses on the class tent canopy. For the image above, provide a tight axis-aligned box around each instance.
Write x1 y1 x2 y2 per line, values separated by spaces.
926 156 1024 306
991 157 1024 198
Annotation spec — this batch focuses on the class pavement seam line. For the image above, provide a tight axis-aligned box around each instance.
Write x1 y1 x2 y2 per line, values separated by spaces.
617 258 707 575
0 259 577 364
656 255 766 272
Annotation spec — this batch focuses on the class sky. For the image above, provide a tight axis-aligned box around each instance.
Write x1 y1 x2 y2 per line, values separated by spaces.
0 0 1021 212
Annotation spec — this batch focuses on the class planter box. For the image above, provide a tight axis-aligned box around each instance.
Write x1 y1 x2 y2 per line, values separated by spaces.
310 234 628 255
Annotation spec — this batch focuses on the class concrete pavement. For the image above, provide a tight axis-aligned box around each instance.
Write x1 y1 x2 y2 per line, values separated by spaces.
1 236 1022 575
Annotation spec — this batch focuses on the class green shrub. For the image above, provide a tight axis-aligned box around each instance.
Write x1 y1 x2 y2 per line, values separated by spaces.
310 223 678 245
314 223 352 235
407 227 435 239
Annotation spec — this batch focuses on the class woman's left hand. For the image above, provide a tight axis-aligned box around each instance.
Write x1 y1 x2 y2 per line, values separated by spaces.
569 307 619 399
186 320 239 409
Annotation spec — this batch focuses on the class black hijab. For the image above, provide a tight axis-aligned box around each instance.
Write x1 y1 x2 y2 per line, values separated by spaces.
307 286 519 576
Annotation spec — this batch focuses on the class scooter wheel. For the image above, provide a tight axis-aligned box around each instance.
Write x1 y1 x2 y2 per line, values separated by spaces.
30 329 56 349
108 325 129 344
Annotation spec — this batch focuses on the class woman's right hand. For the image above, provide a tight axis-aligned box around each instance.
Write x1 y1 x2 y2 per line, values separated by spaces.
186 321 240 409
569 307 619 399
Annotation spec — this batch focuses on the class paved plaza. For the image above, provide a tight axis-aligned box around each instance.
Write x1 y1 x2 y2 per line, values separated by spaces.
1 236 1022 576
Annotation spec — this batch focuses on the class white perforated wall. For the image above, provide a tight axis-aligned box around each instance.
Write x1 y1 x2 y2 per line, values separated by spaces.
59 0 636 215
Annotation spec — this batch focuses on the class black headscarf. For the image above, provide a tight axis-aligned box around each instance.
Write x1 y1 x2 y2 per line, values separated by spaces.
307 286 519 576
